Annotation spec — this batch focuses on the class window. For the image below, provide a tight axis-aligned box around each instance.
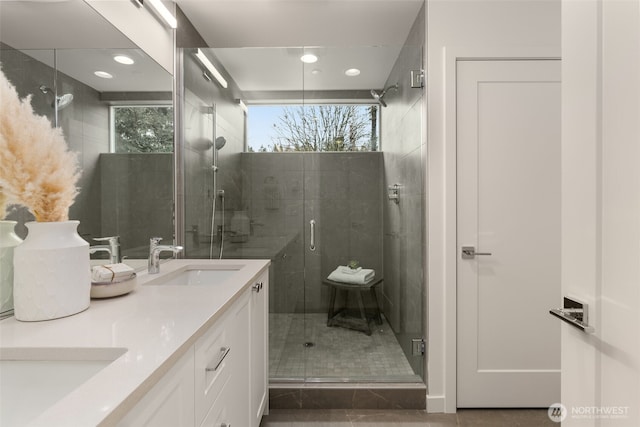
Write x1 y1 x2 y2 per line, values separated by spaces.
247 104 379 152
111 105 174 153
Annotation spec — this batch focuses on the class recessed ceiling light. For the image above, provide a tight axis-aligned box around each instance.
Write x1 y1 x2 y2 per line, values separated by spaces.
345 68 361 77
94 71 113 79
114 55 135 65
300 54 318 64
311 69 322 75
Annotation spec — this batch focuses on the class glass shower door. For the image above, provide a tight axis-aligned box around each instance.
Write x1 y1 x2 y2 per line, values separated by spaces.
301 152 388 381
239 152 307 381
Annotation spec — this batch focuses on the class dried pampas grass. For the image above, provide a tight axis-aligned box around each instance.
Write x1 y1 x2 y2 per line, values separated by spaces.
0 67 80 222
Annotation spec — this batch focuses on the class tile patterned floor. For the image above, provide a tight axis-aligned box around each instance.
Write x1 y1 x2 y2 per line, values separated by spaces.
260 409 558 427
270 313 420 380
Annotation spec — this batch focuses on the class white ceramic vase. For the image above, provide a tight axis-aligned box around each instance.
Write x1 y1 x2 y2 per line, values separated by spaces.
13 220 90 321
0 220 22 316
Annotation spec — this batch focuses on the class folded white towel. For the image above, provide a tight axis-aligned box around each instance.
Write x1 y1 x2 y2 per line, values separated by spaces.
328 267 375 285
92 263 135 283
338 265 362 275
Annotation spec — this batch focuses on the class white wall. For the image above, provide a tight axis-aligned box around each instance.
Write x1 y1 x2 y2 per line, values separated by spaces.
425 0 560 412
561 0 640 425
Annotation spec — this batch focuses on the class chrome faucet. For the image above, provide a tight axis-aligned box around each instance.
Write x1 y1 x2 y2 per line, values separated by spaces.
148 237 183 274
89 236 121 264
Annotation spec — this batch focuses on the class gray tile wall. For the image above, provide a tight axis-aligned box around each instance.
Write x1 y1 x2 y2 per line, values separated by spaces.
239 152 383 315
239 153 305 313
99 153 173 258
380 4 426 376
304 153 383 314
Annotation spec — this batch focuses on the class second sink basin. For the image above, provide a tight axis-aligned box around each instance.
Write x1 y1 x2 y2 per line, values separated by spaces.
0 347 127 427
147 266 242 286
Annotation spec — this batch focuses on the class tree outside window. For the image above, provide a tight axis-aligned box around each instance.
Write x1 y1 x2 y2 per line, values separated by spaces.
112 106 174 153
248 104 379 152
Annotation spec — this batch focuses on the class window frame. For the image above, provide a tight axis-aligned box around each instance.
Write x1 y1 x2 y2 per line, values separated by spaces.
245 102 381 153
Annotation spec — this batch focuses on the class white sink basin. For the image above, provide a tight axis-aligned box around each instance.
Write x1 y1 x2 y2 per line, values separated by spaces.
0 347 126 426
147 266 242 286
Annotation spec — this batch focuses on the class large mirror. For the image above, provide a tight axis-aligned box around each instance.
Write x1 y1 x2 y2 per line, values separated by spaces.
0 0 174 261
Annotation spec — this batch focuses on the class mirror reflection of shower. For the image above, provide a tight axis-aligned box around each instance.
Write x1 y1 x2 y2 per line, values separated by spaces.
39 84 73 127
210 130 226 259
212 136 226 171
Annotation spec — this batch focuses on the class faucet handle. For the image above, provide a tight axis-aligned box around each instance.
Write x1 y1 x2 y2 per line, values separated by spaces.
93 236 121 264
93 236 119 243
150 237 163 245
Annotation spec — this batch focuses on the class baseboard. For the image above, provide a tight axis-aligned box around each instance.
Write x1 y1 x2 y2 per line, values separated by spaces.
426 394 446 413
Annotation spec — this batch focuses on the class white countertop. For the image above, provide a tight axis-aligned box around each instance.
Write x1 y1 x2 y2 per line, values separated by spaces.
0 258 270 427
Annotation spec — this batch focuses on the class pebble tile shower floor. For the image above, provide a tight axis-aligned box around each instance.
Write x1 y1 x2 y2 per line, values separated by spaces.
270 313 420 380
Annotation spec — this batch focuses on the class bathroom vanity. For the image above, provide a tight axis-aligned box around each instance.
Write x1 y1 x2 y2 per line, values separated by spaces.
0 259 269 427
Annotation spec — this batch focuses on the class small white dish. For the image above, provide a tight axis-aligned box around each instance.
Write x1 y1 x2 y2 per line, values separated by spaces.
90 273 137 299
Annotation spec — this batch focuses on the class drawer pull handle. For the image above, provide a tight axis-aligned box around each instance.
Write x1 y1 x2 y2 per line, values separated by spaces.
206 346 230 372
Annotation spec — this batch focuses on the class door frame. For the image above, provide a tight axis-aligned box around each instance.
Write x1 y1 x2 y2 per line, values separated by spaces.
425 47 560 413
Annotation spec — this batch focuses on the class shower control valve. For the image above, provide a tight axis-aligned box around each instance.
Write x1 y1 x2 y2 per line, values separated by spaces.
388 184 400 204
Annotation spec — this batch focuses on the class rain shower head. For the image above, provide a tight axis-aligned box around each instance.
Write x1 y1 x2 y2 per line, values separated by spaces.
39 85 73 110
215 136 227 150
370 84 399 107
56 93 74 110
370 89 387 107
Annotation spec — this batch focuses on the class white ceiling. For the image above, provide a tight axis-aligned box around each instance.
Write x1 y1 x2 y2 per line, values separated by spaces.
211 46 403 93
176 0 424 48
0 0 135 50
177 0 424 95
0 0 424 96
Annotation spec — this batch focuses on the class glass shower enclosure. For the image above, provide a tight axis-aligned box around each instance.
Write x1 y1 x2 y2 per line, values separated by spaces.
176 2 425 383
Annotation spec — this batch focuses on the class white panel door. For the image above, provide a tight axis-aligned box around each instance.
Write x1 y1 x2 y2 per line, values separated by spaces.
457 60 561 407
561 0 640 425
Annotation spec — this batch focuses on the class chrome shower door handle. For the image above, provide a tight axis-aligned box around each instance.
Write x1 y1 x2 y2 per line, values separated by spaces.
309 219 316 251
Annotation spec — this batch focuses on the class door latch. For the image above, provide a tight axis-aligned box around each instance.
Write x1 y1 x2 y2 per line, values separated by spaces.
461 246 492 259
549 297 595 333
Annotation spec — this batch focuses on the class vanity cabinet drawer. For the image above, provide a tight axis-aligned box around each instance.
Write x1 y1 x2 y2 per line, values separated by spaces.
194 312 232 425
198 375 232 427
194 290 250 425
